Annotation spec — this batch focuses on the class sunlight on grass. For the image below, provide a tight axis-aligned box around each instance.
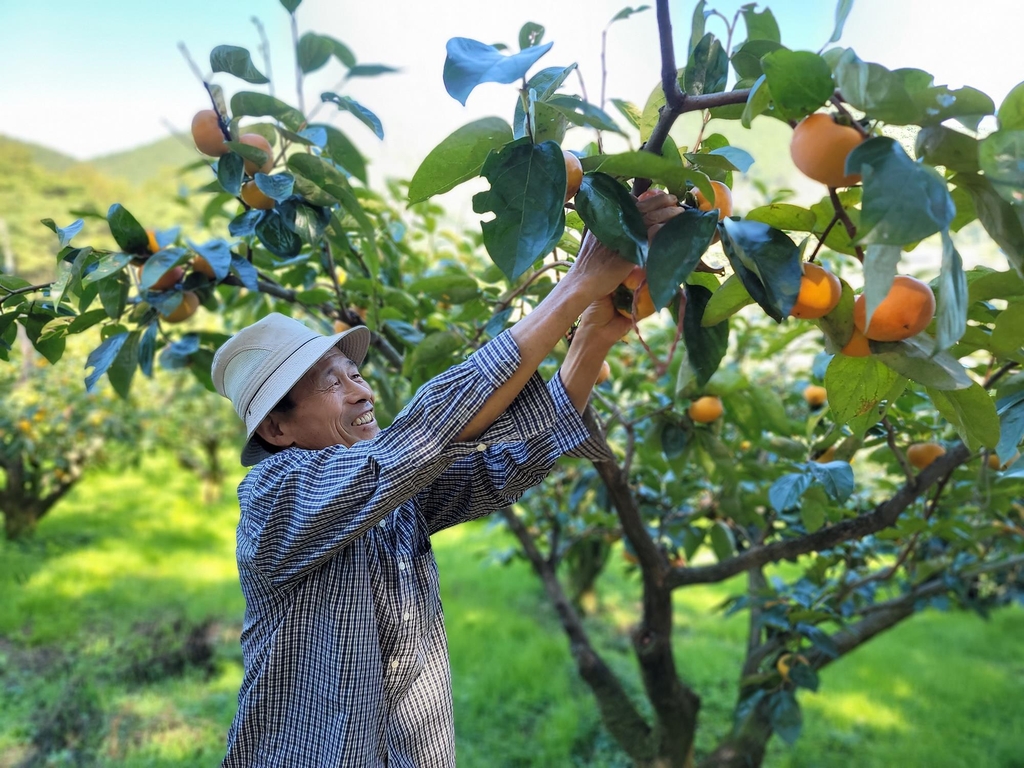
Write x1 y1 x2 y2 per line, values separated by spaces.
803 690 908 730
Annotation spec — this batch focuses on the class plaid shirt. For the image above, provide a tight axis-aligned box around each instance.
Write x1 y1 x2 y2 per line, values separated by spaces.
223 331 611 767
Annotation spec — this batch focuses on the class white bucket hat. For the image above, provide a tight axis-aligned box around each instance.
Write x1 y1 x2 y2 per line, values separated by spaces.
211 312 371 466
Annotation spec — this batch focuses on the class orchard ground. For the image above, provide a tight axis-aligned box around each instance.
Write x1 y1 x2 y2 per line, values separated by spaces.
1 452 1021 768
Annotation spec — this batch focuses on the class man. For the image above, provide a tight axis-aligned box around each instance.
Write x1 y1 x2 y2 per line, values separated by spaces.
211 192 681 766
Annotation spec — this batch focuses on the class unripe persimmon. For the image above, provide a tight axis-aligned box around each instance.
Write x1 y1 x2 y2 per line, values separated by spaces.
790 113 864 188
563 150 583 203
239 133 273 175
907 442 946 470
790 262 841 319
241 181 276 210
689 396 724 424
162 291 200 323
191 109 229 157
853 276 935 342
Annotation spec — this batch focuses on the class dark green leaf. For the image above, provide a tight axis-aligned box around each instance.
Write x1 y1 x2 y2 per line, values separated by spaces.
832 49 920 125
741 74 772 128
472 139 566 279
709 521 736 561
990 303 1024 357
745 203 816 232
518 21 544 49
316 124 367 183
230 255 259 292
915 126 979 174
409 119 514 204
647 209 718 309
279 0 301 12
321 93 384 139
408 274 480 304
660 421 688 459
40 218 84 249
684 283 729 387
685 33 729 96
85 332 129 391
229 210 264 238
107 204 149 254
580 151 714 201
998 81 1024 130
731 40 782 80
279 200 330 244
138 322 158 378
719 219 802 322
611 5 650 24
230 91 305 131
443 37 553 105
297 32 333 74
573 172 647 266
688 0 706 58
995 391 1024 464
255 210 303 258
345 64 399 79
807 461 854 503
934 231 967 352
872 336 973 390
254 172 295 202
979 130 1024 205
210 45 268 84
761 49 835 121
789 661 820 692
216 152 244 196
187 239 233 281
798 623 839 658
138 248 187 291
927 383 1000 450
914 86 994 131
223 140 270 170
824 353 905 427
953 173 1024 277
847 137 954 245
513 65 577 139
769 472 813 512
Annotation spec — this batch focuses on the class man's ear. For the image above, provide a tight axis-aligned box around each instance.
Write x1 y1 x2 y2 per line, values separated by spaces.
255 413 292 448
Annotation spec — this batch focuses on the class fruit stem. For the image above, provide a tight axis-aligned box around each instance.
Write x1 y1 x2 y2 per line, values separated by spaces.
882 417 916 483
808 213 840 263
830 93 870 139
827 187 865 263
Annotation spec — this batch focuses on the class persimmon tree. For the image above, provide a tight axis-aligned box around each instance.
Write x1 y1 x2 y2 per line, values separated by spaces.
0 0 1022 764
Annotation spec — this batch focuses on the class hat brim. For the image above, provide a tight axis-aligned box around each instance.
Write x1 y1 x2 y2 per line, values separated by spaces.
239 325 371 466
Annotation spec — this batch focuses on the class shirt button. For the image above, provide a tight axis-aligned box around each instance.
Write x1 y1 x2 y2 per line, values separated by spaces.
379 519 387 528
475 443 488 452
391 659 399 669
403 612 410 621
398 562 406 571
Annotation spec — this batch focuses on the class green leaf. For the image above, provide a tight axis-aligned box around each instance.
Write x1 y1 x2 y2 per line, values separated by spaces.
684 283 730 387
871 336 973 390
512 65 577 139
914 126 979 174
85 331 129 391
471 139 566 280
611 5 650 24
709 521 736 561
741 74 772 128
761 49 834 121
769 472 813 512
254 172 295 202
745 203 816 232
216 152 244 196
995 391 1024 464
573 172 648 266
321 93 384 139
107 329 140 398
230 91 305 132
187 239 233 281
408 274 480 304
807 461 854 503
825 354 905 427
731 40 782 81
685 33 728 96
719 219 803 322
279 0 301 12
742 6 780 42
544 95 625 134
40 218 84 250
914 86 994 132
106 204 149 254
223 140 270 170
990 303 1024 357
610 98 642 130
832 49 920 124
660 421 688 459
647 209 719 309
769 690 803 745
255 210 303 259
702 274 753 326
345 64 399 79
687 1 706 57
860 244 901 333
296 32 333 74
998 81 1024 130
518 21 545 49
138 248 187 291
443 37 553 106
978 130 1024 205
581 151 714 201
967 269 1024 303
952 173 1024 277
210 45 269 84
934 231 968 352
316 124 367 184
83 253 131 285
827 0 854 44
847 137 955 245
927 383 1000 450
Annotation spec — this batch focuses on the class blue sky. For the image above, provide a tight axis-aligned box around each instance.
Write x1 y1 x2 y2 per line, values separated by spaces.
0 0 1019 184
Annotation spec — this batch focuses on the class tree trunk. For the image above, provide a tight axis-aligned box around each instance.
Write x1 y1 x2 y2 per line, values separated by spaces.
699 704 772 768
3 503 40 540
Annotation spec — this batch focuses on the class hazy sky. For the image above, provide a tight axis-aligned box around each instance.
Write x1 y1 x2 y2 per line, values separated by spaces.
1 0 1020 185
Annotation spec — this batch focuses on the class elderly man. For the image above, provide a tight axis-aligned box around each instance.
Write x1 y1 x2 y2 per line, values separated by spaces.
211 192 681 767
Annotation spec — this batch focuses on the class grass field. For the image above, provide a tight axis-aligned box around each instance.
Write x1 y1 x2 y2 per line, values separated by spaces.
1 453 1022 767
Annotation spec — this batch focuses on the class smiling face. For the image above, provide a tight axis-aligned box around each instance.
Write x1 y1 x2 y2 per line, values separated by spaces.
255 346 378 452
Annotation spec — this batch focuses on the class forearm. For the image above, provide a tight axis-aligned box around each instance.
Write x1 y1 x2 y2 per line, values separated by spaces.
456 274 594 441
558 329 615 413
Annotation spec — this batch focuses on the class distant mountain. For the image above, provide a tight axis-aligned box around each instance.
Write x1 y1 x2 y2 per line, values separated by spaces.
90 135 201 186
0 136 79 174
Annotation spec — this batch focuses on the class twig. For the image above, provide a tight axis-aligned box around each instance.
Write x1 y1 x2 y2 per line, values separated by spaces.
883 417 915 482
178 43 231 141
830 92 869 138
808 213 839 262
290 13 306 115
985 361 1018 389
251 16 274 99
828 187 865 262
0 282 52 304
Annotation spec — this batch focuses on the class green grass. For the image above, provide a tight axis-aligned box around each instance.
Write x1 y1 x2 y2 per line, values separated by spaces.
1 453 1022 767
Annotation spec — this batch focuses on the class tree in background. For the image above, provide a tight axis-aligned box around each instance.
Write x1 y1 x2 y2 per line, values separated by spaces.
0 0 1021 764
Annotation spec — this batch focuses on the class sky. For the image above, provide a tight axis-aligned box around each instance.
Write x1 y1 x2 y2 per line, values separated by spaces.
0 0 1020 185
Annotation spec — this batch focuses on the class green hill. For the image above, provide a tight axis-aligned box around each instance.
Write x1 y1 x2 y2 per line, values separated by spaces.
90 135 200 186
1 137 81 174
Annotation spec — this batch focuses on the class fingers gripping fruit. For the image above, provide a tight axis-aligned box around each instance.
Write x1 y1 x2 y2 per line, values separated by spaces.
614 266 656 320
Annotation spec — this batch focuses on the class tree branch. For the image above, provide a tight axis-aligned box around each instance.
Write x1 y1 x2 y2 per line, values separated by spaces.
667 443 972 588
501 507 656 763
828 187 865 262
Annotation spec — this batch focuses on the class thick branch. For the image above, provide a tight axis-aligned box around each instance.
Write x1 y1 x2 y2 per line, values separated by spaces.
501 508 656 762
655 0 684 111
667 443 971 588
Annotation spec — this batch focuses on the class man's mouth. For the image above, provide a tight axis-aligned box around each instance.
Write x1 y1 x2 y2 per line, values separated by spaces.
352 410 375 427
